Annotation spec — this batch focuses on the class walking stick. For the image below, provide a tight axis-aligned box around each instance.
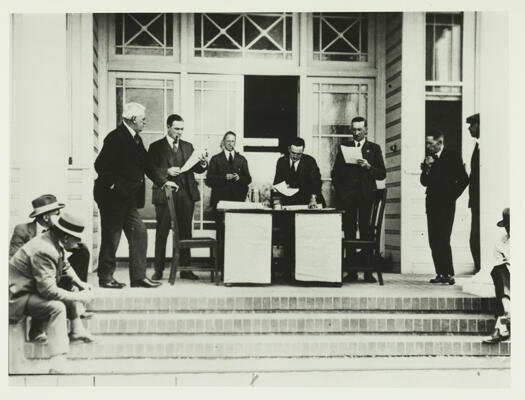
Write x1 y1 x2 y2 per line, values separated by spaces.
164 185 181 285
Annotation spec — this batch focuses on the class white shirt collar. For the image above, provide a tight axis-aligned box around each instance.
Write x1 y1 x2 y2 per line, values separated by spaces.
166 135 179 147
436 147 444 159
123 120 136 138
289 158 300 170
224 149 235 159
355 138 366 147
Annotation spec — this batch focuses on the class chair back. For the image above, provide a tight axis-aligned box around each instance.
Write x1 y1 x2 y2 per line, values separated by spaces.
367 189 387 242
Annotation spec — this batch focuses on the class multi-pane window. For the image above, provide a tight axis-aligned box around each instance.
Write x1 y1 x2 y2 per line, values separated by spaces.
310 82 370 206
425 12 463 100
313 13 369 62
115 13 174 56
194 13 293 60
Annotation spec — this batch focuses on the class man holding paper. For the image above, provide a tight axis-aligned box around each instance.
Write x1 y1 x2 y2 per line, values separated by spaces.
331 116 386 283
148 114 208 281
273 138 324 208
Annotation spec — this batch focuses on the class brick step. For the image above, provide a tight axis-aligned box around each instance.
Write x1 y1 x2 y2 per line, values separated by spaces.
84 312 495 335
11 356 510 377
24 334 510 360
88 293 496 313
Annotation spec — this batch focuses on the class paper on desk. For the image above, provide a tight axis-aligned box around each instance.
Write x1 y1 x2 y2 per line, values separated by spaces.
340 145 362 164
180 149 207 173
216 201 269 210
274 181 299 197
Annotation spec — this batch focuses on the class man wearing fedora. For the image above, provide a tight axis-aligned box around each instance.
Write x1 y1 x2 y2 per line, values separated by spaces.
94 102 178 288
484 207 511 344
9 212 95 373
9 194 91 343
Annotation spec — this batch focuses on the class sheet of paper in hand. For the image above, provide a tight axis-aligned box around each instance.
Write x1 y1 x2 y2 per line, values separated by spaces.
180 148 207 173
274 181 299 197
340 145 363 164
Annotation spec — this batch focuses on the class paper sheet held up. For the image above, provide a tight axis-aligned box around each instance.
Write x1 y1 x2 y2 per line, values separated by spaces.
340 145 363 164
274 181 299 197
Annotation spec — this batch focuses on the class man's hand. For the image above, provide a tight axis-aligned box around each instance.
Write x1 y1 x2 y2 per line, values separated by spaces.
232 173 240 182
163 181 179 191
421 156 435 174
357 159 371 170
167 166 181 176
77 281 93 292
198 153 208 167
226 173 235 181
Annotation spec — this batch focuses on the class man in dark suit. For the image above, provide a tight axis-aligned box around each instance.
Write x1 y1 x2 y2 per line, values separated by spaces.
331 116 386 283
273 137 325 208
94 102 177 288
148 114 208 281
206 131 252 209
9 194 91 342
466 113 480 274
420 128 469 285
9 212 94 373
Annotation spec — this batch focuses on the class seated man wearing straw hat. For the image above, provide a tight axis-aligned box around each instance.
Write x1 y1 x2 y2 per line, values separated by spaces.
9 194 92 343
9 212 95 373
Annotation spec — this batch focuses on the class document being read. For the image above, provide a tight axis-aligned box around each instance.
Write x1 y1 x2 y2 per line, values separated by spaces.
274 181 299 197
180 148 207 173
340 145 363 164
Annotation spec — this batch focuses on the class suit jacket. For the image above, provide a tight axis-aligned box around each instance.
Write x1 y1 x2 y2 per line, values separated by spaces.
273 154 325 206
147 138 207 205
9 221 37 259
205 151 252 208
420 148 469 210
94 124 163 209
469 143 479 209
9 231 80 322
331 140 386 203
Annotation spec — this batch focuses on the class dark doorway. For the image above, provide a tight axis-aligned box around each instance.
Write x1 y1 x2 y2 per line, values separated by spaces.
425 101 462 154
244 75 298 154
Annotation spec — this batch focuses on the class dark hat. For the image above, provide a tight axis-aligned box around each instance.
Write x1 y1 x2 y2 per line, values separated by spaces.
497 208 510 227
466 113 480 124
29 194 65 218
52 212 85 239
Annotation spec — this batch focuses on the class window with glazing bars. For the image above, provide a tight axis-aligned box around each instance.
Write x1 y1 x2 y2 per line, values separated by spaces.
194 13 293 59
313 13 369 62
115 13 173 56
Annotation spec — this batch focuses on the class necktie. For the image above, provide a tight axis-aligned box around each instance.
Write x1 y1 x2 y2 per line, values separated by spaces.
290 161 295 175
134 134 142 147
228 152 233 165
356 141 360 147
172 140 178 152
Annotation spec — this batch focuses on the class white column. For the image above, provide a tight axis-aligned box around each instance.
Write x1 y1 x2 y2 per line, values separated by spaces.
462 12 509 295
10 15 69 229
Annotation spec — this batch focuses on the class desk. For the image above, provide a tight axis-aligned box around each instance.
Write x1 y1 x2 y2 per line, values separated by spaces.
217 209 342 285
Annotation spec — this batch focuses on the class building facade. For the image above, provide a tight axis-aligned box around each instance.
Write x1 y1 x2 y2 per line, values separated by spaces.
9 12 509 278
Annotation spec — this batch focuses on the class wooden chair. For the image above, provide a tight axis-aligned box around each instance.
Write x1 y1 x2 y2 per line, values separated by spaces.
342 189 387 285
165 186 220 285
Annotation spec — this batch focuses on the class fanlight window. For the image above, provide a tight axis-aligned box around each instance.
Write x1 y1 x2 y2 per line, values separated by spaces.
194 13 293 60
313 13 369 62
115 13 174 56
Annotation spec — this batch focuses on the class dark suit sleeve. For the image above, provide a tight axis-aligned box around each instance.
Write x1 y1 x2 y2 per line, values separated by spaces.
273 158 284 185
94 132 120 188
238 157 252 186
453 155 469 199
146 143 168 187
205 156 227 188
330 147 345 189
9 225 27 259
368 144 386 180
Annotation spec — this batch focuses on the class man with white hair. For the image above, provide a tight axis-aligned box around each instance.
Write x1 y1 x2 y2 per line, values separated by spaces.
94 102 178 289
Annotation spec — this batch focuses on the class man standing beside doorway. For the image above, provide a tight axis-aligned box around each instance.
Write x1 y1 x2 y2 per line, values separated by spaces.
94 102 176 289
148 114 208 281
331 116 386 283
420 128 469 285
466 113 480 274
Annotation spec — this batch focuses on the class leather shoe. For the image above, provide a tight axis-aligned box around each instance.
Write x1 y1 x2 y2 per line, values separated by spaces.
130 277 162 288
429 274 444 284
483 328 510 344
151 271 163 281
343 272 358 283
99 279 126 289
69 332 97 343
180 271 199 280
363 273 377 283
442 275 455 285
29 331 47 344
